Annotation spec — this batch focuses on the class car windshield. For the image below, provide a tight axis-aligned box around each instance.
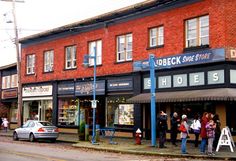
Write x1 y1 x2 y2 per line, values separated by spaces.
38 122 53 126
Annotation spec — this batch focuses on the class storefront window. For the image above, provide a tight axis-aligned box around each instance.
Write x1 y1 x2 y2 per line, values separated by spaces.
58 98 79 126
106 96 134 127
172 102 215 125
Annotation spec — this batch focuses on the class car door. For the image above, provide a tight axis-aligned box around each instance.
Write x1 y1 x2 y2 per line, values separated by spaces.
17 121 30 138
24 121 35 138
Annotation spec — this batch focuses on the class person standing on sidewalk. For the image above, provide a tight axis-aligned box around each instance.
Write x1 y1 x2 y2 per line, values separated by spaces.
2 118 9 133
213 114 221 150
206 119 216 156
0 117 2 131
179 114 189 154
190 114 201 147
157 111 168 148
171 112 180 146
200 112 209 154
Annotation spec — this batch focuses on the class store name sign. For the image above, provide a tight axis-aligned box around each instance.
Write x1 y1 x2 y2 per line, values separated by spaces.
75 80 105 96
1 88 17 99
134 48 225 71
22 85 53 97
107 77 133 91
58 83 74 95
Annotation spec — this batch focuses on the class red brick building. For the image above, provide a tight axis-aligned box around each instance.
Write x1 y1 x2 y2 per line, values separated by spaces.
20 0 236 138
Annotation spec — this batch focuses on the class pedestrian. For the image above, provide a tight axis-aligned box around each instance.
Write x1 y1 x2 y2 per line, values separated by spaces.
0 116 2 130
171 112 180 146
200 112 209 154
2 118 9 133
190 114 201 147
179 114 189 154
157 111 168 148
213 114 221 150
206 119 216 156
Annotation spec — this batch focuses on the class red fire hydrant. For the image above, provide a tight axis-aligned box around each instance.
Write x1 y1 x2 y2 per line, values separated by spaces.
135 128 142 145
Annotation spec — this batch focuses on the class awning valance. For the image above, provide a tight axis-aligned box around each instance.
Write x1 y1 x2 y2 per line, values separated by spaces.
127 88 236 103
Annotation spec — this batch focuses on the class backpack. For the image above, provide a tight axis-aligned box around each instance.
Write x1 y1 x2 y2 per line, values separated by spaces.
179 124 187 133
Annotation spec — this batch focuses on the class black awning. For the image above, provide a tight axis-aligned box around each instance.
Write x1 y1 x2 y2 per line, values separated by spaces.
127 88 236 103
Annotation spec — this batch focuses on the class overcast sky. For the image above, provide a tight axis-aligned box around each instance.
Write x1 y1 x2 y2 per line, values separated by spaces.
0 0 145 67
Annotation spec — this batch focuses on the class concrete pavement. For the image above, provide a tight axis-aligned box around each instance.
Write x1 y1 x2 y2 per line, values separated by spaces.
1 129 236 160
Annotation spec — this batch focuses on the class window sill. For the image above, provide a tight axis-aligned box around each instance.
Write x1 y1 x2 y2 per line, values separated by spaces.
43 71 54 74
86 64 102 68
25 73 35 76
114 60 133 64
184 45 210 52
146 45 164 50
63 68 77 71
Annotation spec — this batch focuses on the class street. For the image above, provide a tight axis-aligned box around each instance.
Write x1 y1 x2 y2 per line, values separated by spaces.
0 136 216 161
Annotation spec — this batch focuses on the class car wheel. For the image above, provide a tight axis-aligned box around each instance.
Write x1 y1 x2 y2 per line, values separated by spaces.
13 132 19 141
29 133 35 142
50 138 56 143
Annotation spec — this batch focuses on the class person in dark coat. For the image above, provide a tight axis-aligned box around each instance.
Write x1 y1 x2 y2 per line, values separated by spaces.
171 112 180 146
0 117 2 130
157 111 168 148
213 114 221 149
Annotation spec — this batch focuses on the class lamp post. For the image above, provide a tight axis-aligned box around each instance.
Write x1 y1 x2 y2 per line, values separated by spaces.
1 0 24 126
149 54 156 147
83 46 98 145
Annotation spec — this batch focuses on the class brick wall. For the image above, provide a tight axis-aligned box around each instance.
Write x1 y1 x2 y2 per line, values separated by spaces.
21 0 234 84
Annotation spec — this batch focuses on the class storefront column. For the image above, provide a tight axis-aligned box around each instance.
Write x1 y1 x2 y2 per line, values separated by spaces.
52 82 58 126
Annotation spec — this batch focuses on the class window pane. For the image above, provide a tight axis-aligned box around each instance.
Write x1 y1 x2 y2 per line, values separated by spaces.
200 36 209 46
117 36 125 52
149 28 157 47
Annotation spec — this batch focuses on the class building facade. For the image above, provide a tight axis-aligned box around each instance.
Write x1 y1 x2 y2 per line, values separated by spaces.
0 63 18 129
19 0 236 138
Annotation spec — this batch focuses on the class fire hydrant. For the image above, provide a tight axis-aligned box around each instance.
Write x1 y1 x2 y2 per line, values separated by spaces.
135 128 142 145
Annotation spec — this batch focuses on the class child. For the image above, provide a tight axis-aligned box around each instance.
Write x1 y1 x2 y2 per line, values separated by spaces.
2 118 9 133
206 119 216 156
180 115 189 154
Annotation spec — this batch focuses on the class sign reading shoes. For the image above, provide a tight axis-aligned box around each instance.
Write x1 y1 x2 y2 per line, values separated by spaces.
144 70 225 89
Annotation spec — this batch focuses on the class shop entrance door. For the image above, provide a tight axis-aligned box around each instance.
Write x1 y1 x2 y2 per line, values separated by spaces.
39 100 53 122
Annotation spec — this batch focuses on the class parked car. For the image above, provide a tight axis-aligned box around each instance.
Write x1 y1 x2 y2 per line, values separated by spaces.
13 120 59 142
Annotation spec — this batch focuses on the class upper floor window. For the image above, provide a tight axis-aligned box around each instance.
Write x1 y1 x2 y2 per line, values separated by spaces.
26 54 35 75
2 74 17 89
117 33 132 62
149 26 164 47
185 15 209 48
89 40 102 66
44 50 54 72
65 46 76 69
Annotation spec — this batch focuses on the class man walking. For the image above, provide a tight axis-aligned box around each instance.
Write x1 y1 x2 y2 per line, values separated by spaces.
158 111 168 148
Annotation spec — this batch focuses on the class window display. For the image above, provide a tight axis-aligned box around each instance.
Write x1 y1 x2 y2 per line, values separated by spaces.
58 98 78 126
10 103 17 122
106 96 134 127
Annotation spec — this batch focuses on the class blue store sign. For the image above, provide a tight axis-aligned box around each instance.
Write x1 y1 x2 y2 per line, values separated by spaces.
58 82 75 95
107 77 133 91
75 80 105 96
133 48 225 71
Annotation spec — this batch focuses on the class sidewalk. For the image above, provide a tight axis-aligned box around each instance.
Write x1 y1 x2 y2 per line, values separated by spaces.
1 130 236 160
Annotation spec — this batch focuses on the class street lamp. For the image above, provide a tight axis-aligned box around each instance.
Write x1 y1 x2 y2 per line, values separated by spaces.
83 46 98 145
149 54 156 147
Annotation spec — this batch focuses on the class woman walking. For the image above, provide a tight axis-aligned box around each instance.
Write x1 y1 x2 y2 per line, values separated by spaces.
180 115 189 154
191 114 201 147
200 112 209 154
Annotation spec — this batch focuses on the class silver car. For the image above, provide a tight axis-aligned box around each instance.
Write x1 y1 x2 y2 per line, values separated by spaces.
13 120 59 142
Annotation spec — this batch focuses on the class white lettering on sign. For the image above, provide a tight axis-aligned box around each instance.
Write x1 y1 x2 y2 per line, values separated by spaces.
194 75 199 83
177 77 183 85
161 78 167 86
156 56 181 66
182 55 195 63
22 85 53 97
213 73 219 82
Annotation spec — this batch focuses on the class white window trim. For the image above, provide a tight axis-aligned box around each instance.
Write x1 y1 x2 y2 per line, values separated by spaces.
185 15 209 48
65 46 77 69
44 50 54 72
116 34 133 62
89 40 102 66
26 54 35 75
149 26 164 47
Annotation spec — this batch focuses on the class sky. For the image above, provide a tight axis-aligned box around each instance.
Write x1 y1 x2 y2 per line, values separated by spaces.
0 0 145 67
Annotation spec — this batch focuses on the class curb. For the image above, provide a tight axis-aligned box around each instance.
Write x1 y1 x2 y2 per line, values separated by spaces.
72 143 236 160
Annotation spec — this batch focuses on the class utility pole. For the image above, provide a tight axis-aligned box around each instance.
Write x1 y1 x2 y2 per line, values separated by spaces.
1 0 24 126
